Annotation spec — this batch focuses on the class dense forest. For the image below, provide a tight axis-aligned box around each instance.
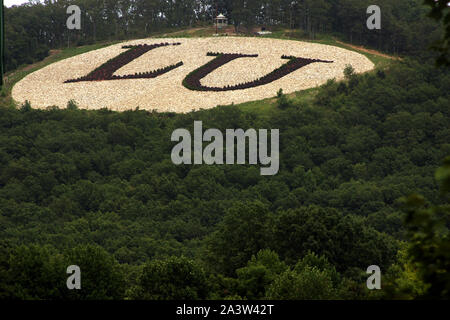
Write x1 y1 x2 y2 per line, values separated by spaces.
4 0 445 71
1 0 449 300
1 58 449 299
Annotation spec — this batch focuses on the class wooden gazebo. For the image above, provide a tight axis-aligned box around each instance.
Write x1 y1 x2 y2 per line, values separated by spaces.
215 14 228 29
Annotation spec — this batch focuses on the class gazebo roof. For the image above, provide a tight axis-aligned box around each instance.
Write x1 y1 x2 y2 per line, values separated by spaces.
216 13 226 19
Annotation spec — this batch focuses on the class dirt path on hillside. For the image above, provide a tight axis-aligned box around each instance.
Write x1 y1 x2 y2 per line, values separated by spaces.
166 27 205 36
334 39 400 60
166 26 239 36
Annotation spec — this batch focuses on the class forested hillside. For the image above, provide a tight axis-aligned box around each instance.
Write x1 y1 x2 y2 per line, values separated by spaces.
4 0 443 71
1 0 449 300
1 57 449 299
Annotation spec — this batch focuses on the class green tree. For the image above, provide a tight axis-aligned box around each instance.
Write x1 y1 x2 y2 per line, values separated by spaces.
266 266 337 300
205 201 272 275
403 157 450 299
64 245 126 300
137 256 209 300
424 0 450 65
236 249 287 299
1 245 67 299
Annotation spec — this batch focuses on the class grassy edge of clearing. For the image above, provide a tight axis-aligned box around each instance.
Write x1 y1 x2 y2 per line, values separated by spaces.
3 27 396 117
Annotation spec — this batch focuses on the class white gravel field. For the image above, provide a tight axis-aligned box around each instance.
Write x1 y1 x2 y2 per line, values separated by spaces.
12 37 374 112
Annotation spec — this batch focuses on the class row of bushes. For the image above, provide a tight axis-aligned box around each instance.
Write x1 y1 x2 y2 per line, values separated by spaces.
206 52 258 57
107 62 184 80
183 54 333 92
64 43 181 83
122 42 181 49
281 55 298 60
